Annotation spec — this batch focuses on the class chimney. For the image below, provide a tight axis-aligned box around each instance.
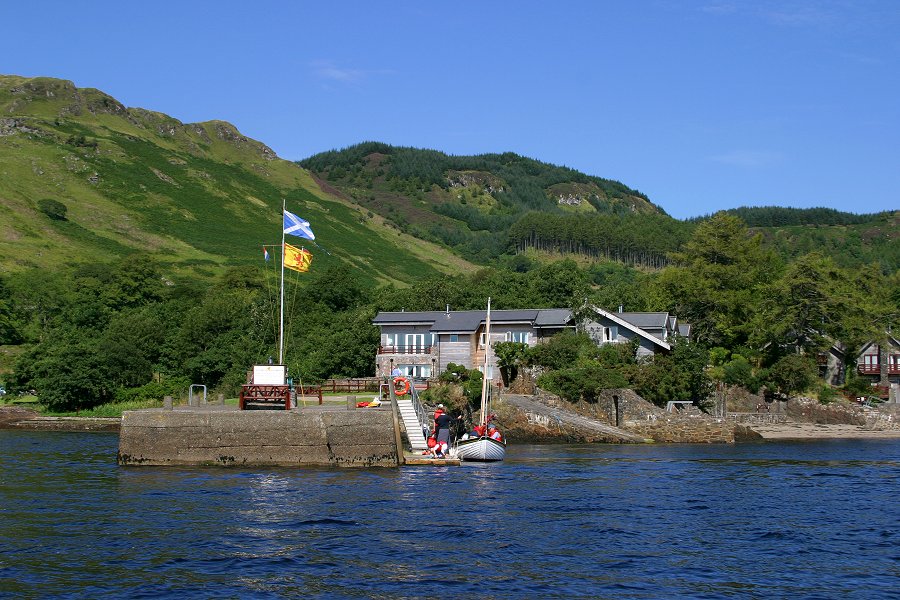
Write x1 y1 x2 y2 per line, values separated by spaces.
618 305 623 313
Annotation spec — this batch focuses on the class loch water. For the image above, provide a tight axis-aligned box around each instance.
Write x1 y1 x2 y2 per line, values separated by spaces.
1 431 898 599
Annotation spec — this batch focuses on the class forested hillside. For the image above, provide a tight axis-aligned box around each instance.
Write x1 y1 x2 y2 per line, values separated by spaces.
713 207 899 272
300 142 663 264
301 142 899 273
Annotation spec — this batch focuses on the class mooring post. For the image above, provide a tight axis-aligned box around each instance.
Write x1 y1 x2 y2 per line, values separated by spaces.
163 396 173 410
217 393 224 406
347 395 356 410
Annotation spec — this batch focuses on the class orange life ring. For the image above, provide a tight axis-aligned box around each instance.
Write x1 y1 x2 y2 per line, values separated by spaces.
393 376 410 396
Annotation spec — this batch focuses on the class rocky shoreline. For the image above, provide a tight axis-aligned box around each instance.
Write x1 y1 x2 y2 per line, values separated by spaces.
0 406 120 432
3 395 899 442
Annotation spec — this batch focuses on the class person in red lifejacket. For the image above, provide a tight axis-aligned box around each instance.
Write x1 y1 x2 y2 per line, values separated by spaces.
433 404 458 452
488 425 503 442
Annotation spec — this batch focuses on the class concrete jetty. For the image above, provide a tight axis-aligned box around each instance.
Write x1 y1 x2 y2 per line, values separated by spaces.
117 404 401 468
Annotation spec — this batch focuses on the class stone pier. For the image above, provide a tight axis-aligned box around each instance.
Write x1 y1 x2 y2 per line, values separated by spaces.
117 405 400 467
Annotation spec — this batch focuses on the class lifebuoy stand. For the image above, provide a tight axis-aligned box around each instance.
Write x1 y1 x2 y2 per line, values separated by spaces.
393 376 410 397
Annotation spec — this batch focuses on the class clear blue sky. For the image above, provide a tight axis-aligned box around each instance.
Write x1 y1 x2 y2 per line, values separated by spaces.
4 1 898 219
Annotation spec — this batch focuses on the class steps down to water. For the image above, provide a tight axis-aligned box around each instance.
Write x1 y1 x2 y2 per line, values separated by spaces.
396 398 428 450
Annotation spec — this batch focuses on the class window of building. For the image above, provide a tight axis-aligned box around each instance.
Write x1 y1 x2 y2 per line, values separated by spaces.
449 334 458 343
399 365 432 378
507 331 530 344
385 333 398 349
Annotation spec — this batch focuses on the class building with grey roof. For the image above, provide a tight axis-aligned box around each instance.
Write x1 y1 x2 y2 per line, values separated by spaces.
372 306 690 380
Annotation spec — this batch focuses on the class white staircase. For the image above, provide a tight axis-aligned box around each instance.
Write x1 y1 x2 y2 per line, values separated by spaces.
397 396 428 451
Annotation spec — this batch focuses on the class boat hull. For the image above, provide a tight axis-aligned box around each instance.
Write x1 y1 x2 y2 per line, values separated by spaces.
454 436 506 462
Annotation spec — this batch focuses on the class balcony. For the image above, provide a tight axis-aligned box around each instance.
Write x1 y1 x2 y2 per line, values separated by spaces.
858 364 900 375
378 345 434 355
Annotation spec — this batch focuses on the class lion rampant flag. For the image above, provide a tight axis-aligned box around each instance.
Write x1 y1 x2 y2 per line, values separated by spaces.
284 243 312 273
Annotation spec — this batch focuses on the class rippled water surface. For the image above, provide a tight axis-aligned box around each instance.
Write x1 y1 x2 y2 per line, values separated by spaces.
1 432 899 599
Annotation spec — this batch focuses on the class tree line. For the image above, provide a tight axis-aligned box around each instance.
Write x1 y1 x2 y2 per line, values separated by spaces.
508 211 692 268
1 214 897 411
697 206 890 228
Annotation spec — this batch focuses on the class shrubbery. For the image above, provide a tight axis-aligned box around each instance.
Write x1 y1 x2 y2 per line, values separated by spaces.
113 377 191 404
37 199 68 221
537 361 627 403
765 354 818 399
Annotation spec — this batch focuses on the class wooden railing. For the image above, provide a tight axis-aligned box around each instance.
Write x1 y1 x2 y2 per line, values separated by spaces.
319 378 383 393
857 364 900 375
378 345 434 355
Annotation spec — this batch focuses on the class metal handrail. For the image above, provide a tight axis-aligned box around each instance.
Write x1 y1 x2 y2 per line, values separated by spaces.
189 384 207 406
409 380 430 439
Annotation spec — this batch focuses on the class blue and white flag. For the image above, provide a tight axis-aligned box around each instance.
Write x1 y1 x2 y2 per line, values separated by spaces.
283 210 315 240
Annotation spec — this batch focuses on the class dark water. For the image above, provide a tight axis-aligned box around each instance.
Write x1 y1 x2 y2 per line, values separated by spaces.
1 432 899 599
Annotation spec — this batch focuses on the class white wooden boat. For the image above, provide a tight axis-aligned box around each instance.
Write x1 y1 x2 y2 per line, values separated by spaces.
453 297 506 463
454 435 506 462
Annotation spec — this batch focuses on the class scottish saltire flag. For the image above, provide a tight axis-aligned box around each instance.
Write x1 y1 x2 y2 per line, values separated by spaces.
284 243 312 273
283 210 315 240
263 247 270 261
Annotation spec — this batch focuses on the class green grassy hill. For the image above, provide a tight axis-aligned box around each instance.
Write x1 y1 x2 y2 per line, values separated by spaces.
0 76 471 285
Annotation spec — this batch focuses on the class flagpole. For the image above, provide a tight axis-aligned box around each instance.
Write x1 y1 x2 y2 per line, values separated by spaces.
279 199 286 365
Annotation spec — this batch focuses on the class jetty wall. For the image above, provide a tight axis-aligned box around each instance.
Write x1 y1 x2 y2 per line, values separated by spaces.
118 407 399 467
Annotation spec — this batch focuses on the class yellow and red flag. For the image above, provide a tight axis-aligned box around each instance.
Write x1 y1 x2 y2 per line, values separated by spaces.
284 243 312 273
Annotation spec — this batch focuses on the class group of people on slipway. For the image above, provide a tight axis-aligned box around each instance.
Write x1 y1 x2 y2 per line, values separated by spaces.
423 404 502 459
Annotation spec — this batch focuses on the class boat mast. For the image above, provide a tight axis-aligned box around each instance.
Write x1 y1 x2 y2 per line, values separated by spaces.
278 199 286 365
479 297 492 427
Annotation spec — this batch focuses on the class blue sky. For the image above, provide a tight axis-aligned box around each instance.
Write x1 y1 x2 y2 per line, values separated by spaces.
3 1 898 219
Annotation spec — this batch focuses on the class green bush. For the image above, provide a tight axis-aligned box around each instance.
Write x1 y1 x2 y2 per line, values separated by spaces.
537 361 628 403
493 341 527 386
842 374 872 399
113 377 191 404
525 331 597 371
37 198 68 221
817 384 839 404
723 355 760 392
765 354 818 398
439 362 471 383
